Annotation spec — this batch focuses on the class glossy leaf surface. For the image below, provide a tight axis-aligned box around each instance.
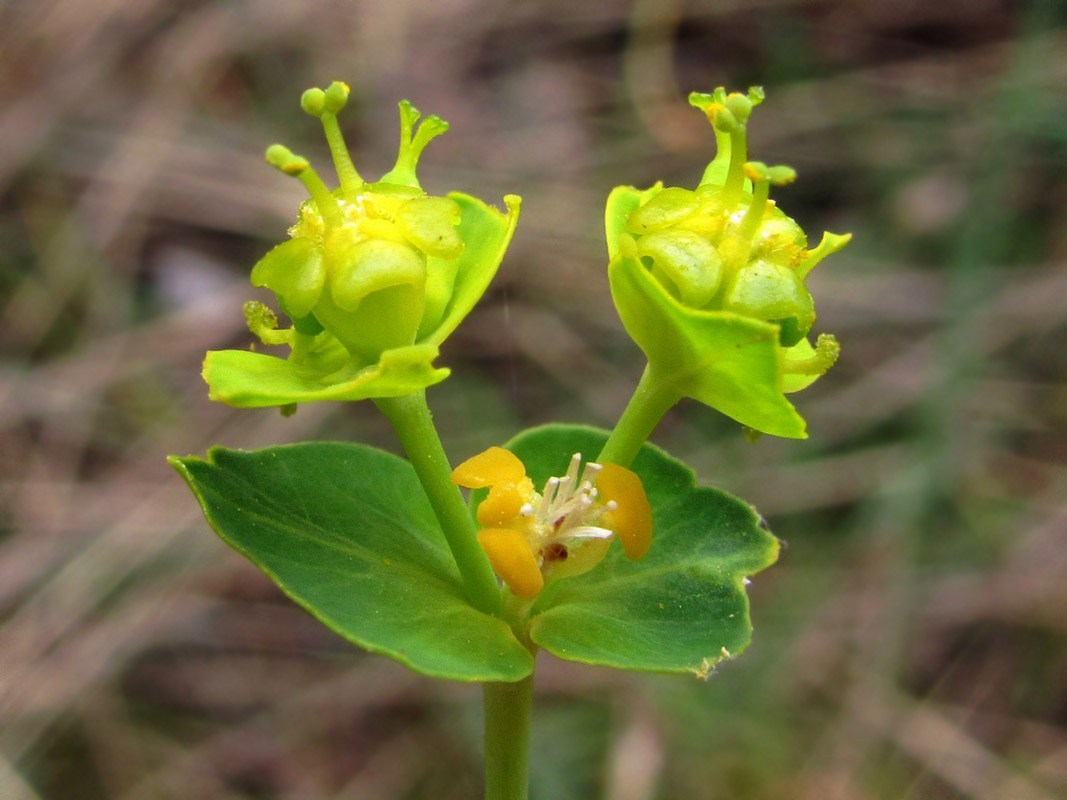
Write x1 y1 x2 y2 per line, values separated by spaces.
171 443 534 682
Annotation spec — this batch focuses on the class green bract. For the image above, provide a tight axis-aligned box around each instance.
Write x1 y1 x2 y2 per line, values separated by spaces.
204 82 521 408
605 87 850 438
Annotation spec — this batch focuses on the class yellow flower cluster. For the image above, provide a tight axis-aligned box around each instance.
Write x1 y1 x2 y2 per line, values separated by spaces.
452 447 652 598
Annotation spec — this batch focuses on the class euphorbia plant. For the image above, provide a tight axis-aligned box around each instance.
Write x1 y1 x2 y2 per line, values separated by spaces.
171 81 849 799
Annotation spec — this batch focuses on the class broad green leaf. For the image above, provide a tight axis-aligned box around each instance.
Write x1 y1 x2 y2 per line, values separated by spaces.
609 252 807 438
508 425 778 676
170 443 533 682
203 343 449 408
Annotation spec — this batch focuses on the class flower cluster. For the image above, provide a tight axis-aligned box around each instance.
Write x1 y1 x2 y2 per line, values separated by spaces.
203 81 520 409
605 87 850 438
452 447 652 598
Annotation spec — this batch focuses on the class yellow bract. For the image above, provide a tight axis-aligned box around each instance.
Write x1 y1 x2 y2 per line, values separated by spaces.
476 529 544 599
452 446 526 487
478 479 534 527
595 462 653 559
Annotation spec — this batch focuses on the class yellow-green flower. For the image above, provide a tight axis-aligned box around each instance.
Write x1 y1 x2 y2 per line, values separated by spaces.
451 446 652 599
204 82 520 408
605 87 849 438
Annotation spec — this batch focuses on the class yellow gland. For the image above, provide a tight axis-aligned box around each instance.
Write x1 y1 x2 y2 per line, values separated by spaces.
452 446 526 487
595 463 653 559
478 478 535 527
452 447 653 598
476 529 544 599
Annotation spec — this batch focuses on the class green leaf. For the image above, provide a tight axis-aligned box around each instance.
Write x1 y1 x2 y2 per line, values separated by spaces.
170 443 533 682
508 425 778 676
609 251 807 439
203 343 449 408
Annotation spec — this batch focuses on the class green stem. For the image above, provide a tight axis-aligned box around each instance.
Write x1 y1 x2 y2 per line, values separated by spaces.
375 392 502 617
484 676 533 800
598 364 679 468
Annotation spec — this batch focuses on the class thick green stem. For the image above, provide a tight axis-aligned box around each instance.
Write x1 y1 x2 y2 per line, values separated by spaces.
484 676 533 800
598 364 679 468
375 392 502 617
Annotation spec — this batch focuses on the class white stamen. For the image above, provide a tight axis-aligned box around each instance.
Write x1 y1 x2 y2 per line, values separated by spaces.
565 525 614 540
579 461 602 486
520 453 624 556
538 477 560 518
564 453 581 487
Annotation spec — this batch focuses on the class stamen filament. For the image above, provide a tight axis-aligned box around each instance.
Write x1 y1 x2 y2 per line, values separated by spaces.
564 453 581 487
739 177 770 242
565 526 614 540
320 114 364 196
538 478 559 519
296 169 343 228
722 128 748 205
266 145 343 228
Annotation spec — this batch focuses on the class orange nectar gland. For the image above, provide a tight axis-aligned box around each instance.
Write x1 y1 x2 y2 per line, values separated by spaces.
452 447 652 599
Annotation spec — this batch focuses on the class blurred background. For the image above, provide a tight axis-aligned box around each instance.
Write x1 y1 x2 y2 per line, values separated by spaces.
2 1 1065 798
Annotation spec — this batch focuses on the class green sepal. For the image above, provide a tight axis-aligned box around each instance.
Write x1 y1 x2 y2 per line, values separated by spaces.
397 196 464 259
170 443 533 682
609 252 807 439
420 193 521 344
637 229 723 308
509 425 779 675
323 236 426 313
203 343 449 408
626 187 700 234
605 184 659 262
250 238 325 318
722 259 815 342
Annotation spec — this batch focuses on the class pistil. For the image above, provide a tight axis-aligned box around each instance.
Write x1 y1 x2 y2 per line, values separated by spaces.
265 144 343 228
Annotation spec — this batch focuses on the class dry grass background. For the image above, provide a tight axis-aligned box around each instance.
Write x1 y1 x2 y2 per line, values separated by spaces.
1 1 1065 798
